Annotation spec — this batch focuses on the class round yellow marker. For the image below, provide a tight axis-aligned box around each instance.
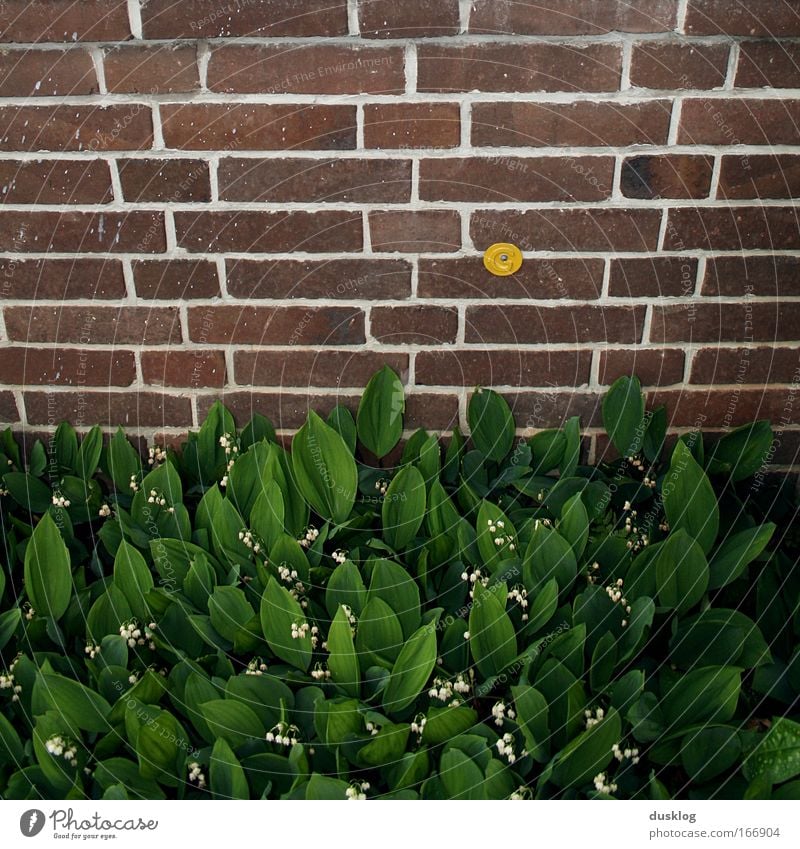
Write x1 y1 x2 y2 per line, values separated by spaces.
483 242 523 276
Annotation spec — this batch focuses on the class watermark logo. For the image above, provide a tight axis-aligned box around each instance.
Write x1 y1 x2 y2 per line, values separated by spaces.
19 810 45 837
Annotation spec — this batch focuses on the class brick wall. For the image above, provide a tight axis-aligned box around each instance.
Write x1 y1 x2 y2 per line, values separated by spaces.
0 0 799 469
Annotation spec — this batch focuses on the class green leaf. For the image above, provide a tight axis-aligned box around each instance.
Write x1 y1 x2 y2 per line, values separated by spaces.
383 623 437 714
259 578 311 672
655 530 709 616
708 523 775 590
113 540 154 621
661 665 741 729
559 493 589 559
475 500 518 571
210 738 249 799
513 685 550 762
421 706 478 745
76 426 103 479
357 365 405 458
327 605 360 698
469 581 517 678
355 596 404 671
250 481 286 555
529 429 565 474
24 511 72 621
208 586 256 644
602 375 645 457
551 707 622 789
468 387 515 463
382 465 426 551
440 748 485 800
367 557 421 640
743 718 800 784
107 426 141 492
0 607 21 651
327 404 357 454
706 421 773 481
292 410 357 525
2 471 52 513
34 672 112 733
523 522 577 593
681 726 742 783
200 700 265 749
663 440 719 555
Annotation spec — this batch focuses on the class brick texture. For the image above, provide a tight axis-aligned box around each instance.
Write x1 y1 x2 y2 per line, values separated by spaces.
0 0 794 466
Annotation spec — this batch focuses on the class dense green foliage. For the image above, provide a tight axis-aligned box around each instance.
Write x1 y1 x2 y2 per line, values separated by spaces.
1 367 798 800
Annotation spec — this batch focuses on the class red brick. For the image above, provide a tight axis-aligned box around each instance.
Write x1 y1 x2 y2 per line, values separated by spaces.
418 257 604 300
418 43 621 93
0 347 135 386
369 210 461 253
621 154 713 199
679 99 800 145
690 346 800 384
650 303 797 342
208 44 404 95
0 160 112 203
0 258 125 299
363 102 461 149
140 0 348 37
0 211 165 253
225 258 412 300
718 155 800 200
598 348 685 386
4 306 182 345
132 260 221 299
161 103 356 151
416 349 592 386
473 100 672 147
702 256 800 296
359 0 460 37
234 350 409 386
665 207 800 251
117 158 211 202
503 390 603 429
630 42 729 89
0 391 19 422
647 388 800 427
609 257 698 297
103 45 199 94
175 211 362 254
684 1 800 36
0 105 153 152
24 391 193 428
736 42 800 88
142 351 226 389
0 1 130 42
218 158 411 203
470 209 662 251
187 306 365 345
420 156 613 202
465 305 646 344
470 0 678 34
405 393 460 430
0 48 97 96
371 305 458 344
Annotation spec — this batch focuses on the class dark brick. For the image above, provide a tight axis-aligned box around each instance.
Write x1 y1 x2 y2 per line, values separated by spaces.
416 349 592 386
648 388 800 427
0 1 130 42
142 351 226 389
24 392 193 427
718 154 800 199
418 257 604 300
609 257 698 297
364 102 461 149
736 41 800 88
504 390 604 429
118 158 211 202
684 1 800 36
630 42 729 89
359 0 460 37
465 305 646 344
175 211 362 253
599 348 685 386
218 158 411 203
621 154 713 199
679 98 800 145
691 346 800 384
104 44 199 94
0 48 97 96
161 103 356 151
0 347 135 386
702 256 800 296
665 207 800 251
0 391 19 421
234 350 409 386
420 156 613 202
0 160 112 203
473 100 672 147
371 305 458 344
0 258 125 299
132 260 221 299
651 303 797 342
186 305 365 345
369 210 461 253
226 258 412 300
418 43 621 92
471 209 662 251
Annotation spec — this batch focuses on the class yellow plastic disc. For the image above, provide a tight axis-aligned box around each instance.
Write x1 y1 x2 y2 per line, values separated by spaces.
483 242 523 277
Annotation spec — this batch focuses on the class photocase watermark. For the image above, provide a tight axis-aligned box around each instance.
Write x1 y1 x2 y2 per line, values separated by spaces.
19 807 159 837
